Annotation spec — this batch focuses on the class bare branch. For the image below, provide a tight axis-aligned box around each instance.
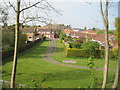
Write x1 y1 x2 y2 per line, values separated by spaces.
100 0 106 26
21 15 52 25
44 0 62 15
3 0 9 7
8 2 16 12
20 0 43 12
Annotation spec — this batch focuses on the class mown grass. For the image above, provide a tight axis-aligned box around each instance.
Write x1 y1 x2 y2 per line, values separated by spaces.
2 40 117 88
52 40 117 69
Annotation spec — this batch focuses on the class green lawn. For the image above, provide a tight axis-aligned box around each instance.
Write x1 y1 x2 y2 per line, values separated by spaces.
52 40 117 69
2 40 117 88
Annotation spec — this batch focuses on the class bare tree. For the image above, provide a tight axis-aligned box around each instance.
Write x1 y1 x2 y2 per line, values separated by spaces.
100 0 109 89
10 0 20 88
0 5 8 27
2 0 60 88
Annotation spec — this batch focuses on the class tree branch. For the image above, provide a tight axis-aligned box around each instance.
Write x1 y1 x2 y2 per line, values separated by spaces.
44 0 62 15
8 2 16 12
20 0 43 12
21 16 52 25
100 0 106 26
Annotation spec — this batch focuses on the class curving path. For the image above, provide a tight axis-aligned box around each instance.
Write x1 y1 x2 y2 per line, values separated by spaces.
44 39 115 71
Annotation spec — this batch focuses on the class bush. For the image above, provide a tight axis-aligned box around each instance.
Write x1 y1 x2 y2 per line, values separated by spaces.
98 49 118 59
2 30 27 51
66 48 101 58
2 39 42 59
112 48 118 58
81 41 100 57
70 42 81 49
59 32 66 40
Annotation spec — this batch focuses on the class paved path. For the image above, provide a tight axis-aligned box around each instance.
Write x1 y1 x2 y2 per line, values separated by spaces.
44 39 115 71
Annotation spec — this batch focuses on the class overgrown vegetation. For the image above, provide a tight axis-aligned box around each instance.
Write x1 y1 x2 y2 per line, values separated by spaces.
2 26 26 51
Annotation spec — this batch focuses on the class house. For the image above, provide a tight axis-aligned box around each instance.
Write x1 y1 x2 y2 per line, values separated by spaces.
109 40 118 49
37 27 56 39
92 34 117 49
21 27 42 42
73 28 84 32
81 30 97 34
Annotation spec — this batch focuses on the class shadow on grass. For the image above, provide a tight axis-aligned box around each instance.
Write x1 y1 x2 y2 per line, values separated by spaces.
2 70 23 77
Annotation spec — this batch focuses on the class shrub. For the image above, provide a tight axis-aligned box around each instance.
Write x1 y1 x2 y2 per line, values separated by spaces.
70 42 81 49
81 41 100 57
66 48 101 58
59 32 66 40
2 30 27 51
2 39 42 59
110 48 118 58
99 49 118 59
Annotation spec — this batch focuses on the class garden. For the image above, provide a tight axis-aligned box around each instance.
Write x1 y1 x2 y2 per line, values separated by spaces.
52 40 117 69
2 40 117 88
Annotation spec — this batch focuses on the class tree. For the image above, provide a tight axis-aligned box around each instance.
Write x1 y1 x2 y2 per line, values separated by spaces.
59 32 66 41
92 27 96 31
0 5 8 28
114 17 120 40
71 41 81 49
84 27 87 30
2 0 59 88
2 28 26 51
112 17 120 88
10 0 20 88
100 0 109 89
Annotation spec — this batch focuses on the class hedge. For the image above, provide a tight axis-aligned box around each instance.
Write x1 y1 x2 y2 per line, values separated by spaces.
101 49 118 58
2 39 44 59
66 48 118 58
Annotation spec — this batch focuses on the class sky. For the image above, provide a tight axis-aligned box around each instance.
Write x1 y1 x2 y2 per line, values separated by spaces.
50 1 118 30
0 0 119 30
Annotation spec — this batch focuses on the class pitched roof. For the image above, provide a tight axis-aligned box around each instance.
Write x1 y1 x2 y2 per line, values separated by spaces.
93 34 112 42
82 30 96 33
38 29 54 32
63 29 74 34
21 27 36 33
37 26 48 30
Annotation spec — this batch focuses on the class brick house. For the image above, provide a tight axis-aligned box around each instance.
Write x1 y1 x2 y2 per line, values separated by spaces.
63 28 117 49
37 27 56 39
21 27 41 42
92 34 118 49
81 30 97 34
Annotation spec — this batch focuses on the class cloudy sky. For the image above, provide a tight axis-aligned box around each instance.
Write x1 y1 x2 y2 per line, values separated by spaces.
50 1 118 30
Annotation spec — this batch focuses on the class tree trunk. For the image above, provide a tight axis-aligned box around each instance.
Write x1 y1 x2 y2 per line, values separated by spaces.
10 0 20 88
100 0 109 89
112 19 120 88
112 48 120 89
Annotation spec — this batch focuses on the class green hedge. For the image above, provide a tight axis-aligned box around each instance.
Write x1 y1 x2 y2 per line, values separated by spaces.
101 49 118 58
66 48 100 58
66 48 118 58
2 39 43 59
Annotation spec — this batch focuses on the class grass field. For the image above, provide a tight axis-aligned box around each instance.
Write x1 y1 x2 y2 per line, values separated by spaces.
2 40 117 88
52 40 117 69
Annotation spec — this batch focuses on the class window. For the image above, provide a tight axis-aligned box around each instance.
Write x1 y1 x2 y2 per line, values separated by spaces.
29 37 32 38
